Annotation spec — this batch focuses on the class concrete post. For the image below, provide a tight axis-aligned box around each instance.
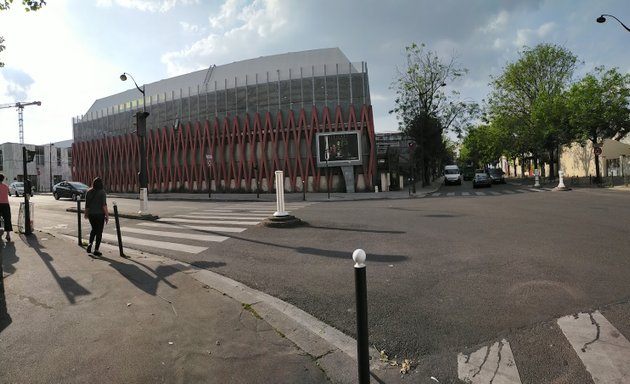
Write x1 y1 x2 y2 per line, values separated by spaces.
273 171 288 217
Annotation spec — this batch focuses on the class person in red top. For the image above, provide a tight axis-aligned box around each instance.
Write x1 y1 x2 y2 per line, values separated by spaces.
0 174 13 241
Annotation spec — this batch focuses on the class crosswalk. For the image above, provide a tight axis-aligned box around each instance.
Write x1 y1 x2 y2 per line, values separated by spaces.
428 187 553 198
457 310 630 383
102 202 315 254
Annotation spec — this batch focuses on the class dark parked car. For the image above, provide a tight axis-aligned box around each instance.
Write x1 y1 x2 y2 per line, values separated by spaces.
462 167 475 181
472 170 492 188
488 168 506 184
53 181 89 201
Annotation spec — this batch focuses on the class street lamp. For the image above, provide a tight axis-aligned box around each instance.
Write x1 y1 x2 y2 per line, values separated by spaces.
120 72 150 214
596 14 630 32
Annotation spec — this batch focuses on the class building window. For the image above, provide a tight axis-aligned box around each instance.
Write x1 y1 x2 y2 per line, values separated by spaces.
57 147 62 166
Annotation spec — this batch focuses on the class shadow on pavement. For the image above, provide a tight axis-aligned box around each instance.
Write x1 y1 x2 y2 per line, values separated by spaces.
26 236 91 304
1 242 13 333
95 254 179 296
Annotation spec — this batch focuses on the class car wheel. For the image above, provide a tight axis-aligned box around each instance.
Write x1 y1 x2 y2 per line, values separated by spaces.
53 192 60 200
72 194 78 201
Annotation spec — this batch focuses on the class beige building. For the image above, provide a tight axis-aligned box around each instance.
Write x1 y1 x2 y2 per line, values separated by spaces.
560 138 630 178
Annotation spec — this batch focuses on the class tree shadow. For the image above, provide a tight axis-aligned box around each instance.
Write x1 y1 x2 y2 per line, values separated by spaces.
155 220 409 264
26 235 91 305
95 254 178 296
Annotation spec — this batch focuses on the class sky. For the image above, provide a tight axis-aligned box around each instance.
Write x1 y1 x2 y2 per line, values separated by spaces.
1 0 629 145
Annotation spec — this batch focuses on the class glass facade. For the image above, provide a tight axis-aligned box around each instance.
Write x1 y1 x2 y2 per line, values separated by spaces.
73 64 370 142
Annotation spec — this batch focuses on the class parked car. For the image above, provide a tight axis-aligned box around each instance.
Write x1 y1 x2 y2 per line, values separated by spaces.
462 166 475 181
472 169 492 188
443 165 462 185
53 181 89 201
9 181 24 196
488 168 506 184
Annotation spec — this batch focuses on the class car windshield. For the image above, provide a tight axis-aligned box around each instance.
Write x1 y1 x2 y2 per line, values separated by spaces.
489 169 503 175
445 169 459 175
69 182 89 189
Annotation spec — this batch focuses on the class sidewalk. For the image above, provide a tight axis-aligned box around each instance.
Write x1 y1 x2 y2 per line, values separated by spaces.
1 230 412 383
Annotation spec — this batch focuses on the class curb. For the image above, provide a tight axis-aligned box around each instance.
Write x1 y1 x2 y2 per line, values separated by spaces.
52 231 399 383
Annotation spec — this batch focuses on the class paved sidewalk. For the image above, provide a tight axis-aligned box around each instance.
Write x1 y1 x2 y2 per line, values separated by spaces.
1 232 337 383
1 230 415 383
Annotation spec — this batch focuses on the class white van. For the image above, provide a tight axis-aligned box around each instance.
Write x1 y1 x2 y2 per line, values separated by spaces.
443 165 462 185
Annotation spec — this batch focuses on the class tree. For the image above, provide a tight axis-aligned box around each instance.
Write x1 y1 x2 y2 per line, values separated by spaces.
487 43 579 178
0 0 46 68
390 42 478 186
566 66 630 182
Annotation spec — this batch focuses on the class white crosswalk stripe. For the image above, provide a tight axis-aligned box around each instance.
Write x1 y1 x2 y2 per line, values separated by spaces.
557 311 630 384
107 202 316 255
426 188 552 198
458 339 522 384
457 310 630 384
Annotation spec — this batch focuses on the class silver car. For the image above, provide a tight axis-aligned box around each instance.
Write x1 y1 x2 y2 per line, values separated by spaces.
472 170 492 188
8 181 24 196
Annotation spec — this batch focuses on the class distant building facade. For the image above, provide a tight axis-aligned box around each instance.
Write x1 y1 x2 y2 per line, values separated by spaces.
72 48 377 193
0 141 73 192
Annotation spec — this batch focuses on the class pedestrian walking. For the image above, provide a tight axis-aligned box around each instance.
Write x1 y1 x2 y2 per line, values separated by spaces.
0 174 13 241
84 177 108 256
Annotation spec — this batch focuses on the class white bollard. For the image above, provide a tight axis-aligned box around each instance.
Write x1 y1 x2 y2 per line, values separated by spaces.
138 187 149 215
534 169 541 188
557 170 566 189
273 170 288 217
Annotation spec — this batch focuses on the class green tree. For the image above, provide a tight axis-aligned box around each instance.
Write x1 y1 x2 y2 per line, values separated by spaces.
487 43 579 177
0 0 46 68
566 66 630 181
390 42 478 186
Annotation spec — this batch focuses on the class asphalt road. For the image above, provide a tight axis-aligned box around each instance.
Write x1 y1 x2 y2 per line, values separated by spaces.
18 183 630 382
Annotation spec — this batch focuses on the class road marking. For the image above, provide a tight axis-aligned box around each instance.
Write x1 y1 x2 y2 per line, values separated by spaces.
488 191 502 195
431 193 441 197
137 222 247 233
557 311 630 384
502 190 516 194
158 218 259 225
101 233 208 254
174 214 263 220
528 188 543 192
120 226 229 242
462 192 471 196
457 339 522 384
447 192 455 196
515 189 529 193
475 191 486 196
189 211 270 217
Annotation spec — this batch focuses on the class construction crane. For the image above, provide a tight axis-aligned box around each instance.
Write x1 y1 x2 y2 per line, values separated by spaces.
0 101 42 144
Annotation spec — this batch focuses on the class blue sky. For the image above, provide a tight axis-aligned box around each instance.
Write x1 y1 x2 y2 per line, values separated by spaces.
0 0 629 145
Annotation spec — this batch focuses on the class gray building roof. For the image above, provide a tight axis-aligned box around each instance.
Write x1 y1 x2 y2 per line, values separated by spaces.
85 47 363 117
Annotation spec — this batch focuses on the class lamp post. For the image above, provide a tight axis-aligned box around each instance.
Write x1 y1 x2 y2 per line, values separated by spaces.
596 14 630 32
120 72 150 214
49 143 54 192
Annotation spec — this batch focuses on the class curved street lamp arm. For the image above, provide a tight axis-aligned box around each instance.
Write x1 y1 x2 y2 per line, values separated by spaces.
598 14 630 32
120 72 145 95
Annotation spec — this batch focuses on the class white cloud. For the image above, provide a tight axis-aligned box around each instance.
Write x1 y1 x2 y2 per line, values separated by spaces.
514 22 556 47
96 0 198 13
162 0 289 76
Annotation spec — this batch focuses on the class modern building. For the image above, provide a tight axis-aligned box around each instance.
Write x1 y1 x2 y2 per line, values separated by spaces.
72 48 377 194
0 140 73 192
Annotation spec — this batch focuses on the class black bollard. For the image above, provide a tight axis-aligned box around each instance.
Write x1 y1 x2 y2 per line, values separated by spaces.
113 203 125 257
76 200 82 246
302 179 306 201
353 249 370 384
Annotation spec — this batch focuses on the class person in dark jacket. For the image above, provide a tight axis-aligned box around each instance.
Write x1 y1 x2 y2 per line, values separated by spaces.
84 177 108 256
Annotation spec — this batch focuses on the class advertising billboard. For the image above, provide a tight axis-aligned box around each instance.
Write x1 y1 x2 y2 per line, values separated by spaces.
316 131 362 167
